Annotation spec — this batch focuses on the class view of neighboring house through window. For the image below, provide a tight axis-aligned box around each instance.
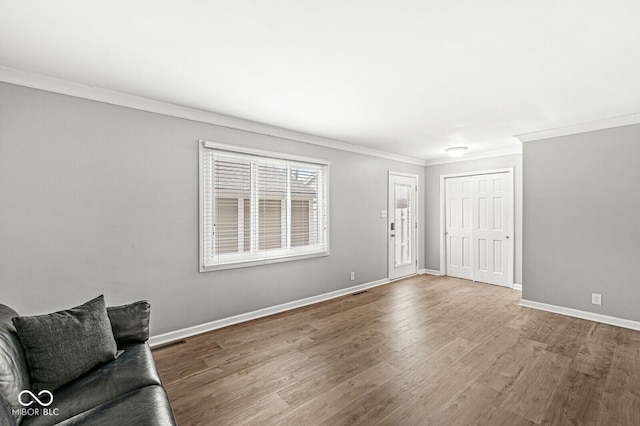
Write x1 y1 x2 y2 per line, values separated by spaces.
200 141 329 270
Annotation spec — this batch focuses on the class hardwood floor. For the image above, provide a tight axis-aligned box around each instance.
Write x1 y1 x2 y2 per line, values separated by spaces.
153 275 640 425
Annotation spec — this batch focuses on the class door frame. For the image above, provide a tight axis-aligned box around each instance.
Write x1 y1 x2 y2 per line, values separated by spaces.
388 171 419 281
439 168 515 287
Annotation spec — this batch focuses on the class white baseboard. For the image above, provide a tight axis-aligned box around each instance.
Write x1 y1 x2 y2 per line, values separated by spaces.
520 299 640 331
149 278 390 347
420 269 442 276
513 283 522 291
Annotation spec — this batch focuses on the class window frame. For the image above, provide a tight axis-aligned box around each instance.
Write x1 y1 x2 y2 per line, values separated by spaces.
199 140 330 272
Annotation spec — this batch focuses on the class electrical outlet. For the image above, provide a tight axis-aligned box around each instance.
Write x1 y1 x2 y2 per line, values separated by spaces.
350 272 355 281
592 293 602 305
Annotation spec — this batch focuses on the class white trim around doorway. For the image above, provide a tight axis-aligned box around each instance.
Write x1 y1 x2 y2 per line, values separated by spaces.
388 171 420 281
439 168 515 288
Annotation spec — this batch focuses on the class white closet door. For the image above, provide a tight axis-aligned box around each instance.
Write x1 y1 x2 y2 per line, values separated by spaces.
445 172 511 286
473 173 510 286
445 176 473 280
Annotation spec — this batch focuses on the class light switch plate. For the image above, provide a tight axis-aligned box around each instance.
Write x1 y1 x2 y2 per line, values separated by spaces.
381 210 387 218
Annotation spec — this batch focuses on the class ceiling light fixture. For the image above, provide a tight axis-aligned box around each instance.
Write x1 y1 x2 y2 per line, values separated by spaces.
445 146 468 158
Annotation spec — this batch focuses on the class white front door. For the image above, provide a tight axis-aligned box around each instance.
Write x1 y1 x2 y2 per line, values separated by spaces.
445 172 512 287
388 172 418 280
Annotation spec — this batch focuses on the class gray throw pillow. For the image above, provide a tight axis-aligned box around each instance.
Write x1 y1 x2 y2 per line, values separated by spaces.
107 300 151 347
12 295 117 392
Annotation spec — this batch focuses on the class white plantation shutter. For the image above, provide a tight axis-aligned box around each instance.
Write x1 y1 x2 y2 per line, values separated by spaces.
200 141 329 270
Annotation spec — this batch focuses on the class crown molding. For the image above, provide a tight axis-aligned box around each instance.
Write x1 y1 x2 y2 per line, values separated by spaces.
516 113 640 143
424 146 522 166
0 66 427 166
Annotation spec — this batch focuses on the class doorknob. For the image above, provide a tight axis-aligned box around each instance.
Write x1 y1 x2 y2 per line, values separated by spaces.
506 236 510 239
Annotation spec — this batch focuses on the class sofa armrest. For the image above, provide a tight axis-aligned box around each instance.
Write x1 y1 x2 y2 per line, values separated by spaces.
107 301 150 347
0 393 17 426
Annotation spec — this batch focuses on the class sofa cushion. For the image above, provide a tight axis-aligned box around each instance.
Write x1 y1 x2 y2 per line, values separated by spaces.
0 304 31 424
21 343 162 426
107 301 150 347
12 295 117 392
55 386 176 426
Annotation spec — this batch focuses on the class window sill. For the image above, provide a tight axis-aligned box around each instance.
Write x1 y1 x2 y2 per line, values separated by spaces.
200 251 330 272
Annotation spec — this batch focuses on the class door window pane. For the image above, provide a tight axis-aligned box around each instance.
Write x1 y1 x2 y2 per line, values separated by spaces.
395 183 412 266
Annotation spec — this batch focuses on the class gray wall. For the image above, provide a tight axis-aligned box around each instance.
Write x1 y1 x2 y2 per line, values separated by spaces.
523 124 640 321
424 154 523 284
0 82 425 336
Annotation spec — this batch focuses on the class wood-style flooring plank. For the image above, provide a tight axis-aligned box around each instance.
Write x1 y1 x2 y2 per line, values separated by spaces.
426 381 504 426
596 391 640 426
153 276 640 425
501 349 573 424
271 361 402 426
604 330 640 395
540 368 604 426
276 343 394 409
572 322 619 378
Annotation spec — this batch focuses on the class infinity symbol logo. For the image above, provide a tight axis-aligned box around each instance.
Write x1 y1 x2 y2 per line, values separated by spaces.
18 390 54 407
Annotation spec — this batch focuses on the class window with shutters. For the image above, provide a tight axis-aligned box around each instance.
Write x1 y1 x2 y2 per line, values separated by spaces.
199 141 330 271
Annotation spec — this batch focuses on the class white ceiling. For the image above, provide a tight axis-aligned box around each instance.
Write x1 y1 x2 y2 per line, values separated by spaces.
1 1 639 162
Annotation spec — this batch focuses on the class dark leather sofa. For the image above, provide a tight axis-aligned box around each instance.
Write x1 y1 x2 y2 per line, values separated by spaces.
0 302 177 426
